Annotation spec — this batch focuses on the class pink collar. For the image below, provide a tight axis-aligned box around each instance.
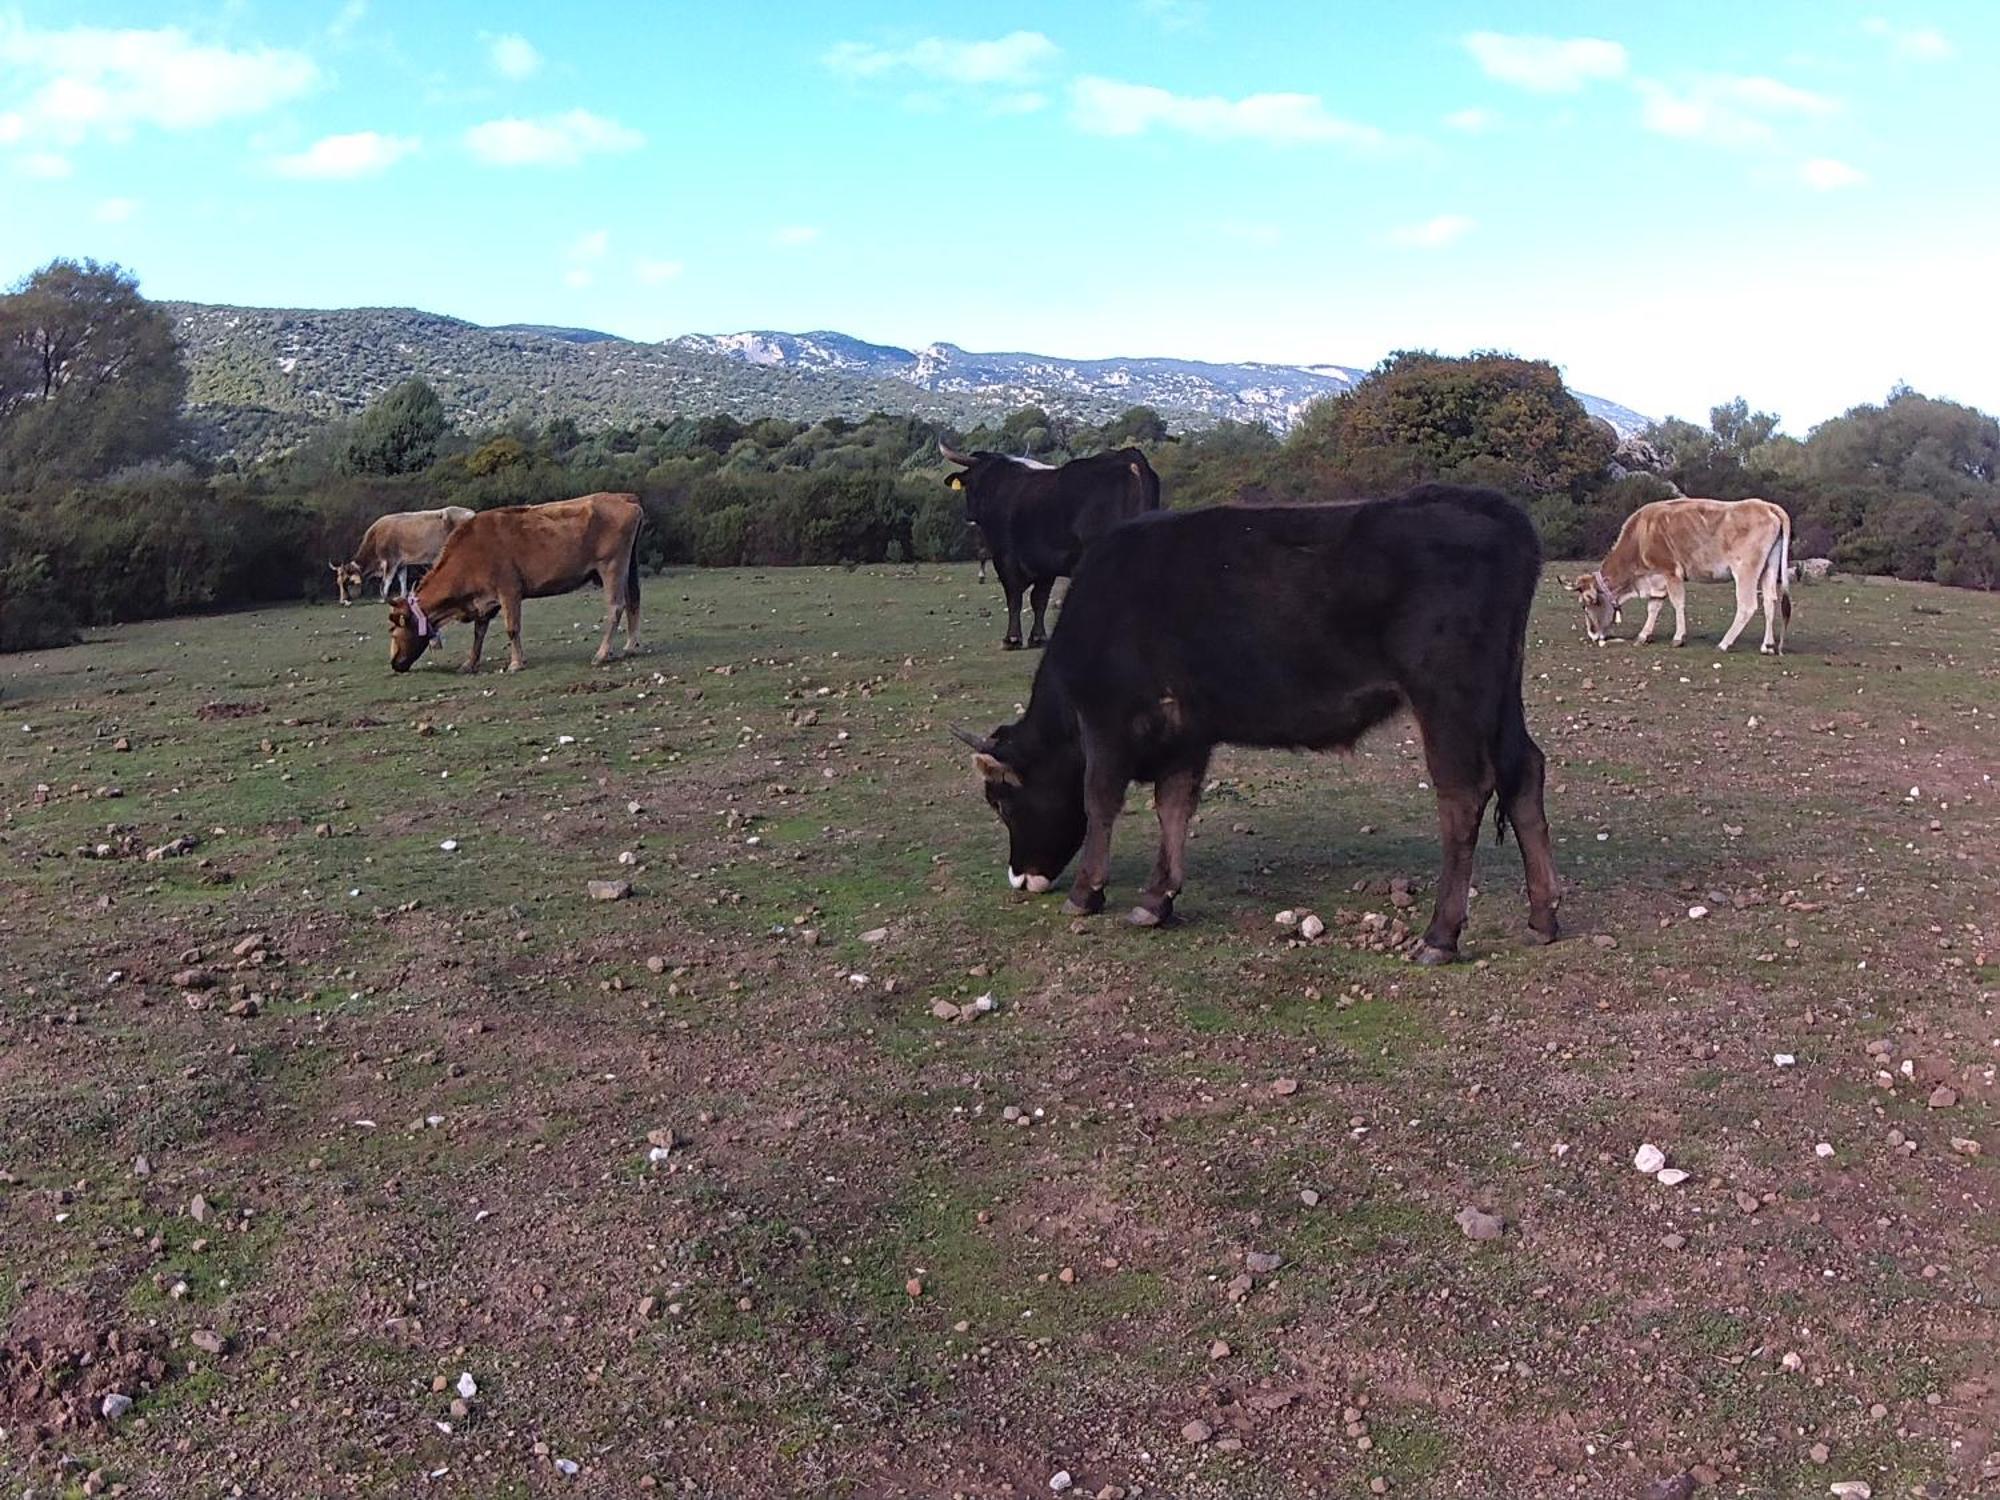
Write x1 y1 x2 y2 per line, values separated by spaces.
408 596 433 639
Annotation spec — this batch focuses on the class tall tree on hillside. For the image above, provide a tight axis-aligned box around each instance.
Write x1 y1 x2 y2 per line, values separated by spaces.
344 378 448 476
0 259 186 486
1709 396 1781 457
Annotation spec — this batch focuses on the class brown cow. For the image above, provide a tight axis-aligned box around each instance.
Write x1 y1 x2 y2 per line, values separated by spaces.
386 493 643 673
1572 497 1793 654
335 506 477 604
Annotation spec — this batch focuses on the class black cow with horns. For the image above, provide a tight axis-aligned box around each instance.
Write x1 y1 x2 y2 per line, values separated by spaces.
954 484 1561 965
941 441 1161 649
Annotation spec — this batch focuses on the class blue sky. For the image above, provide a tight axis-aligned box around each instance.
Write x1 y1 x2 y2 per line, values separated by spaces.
3 1 1996 427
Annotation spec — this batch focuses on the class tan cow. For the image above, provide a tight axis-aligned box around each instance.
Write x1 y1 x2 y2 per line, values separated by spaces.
387 493 643 673
1572 497 1793 654
335 506 477 604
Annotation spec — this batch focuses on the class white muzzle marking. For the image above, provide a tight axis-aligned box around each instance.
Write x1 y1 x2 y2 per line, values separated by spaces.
1007 869 1053 894
1008 868 1026 890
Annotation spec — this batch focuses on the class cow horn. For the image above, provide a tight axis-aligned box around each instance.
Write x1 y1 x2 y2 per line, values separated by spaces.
950 725 995 754
938 439 973 467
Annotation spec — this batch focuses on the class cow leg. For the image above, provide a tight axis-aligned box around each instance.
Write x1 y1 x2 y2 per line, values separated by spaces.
1635 598 1665 644
624 597 642 655
1131 752 1209 927
1717 569 1760 651
1027 579 1054 647
1407 698 1495 964
1667 578 1688 645
1000 578 1025 649
1064 729 1129 917
1504 733 1562 945
501 592 527 672
460 613 490 674
593 576 625 665
1758 561 1783 654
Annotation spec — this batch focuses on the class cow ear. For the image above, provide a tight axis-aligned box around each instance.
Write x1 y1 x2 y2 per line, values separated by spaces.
945 473 964 490
972 752 1021 787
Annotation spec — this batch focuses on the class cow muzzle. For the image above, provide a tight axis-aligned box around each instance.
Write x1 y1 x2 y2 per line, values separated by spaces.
1007 868 1053 894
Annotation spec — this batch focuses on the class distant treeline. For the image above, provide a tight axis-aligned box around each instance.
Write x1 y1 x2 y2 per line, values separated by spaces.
3 258 1997 652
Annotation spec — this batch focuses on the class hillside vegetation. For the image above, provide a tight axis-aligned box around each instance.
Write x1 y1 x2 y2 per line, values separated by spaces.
2 259 1996 655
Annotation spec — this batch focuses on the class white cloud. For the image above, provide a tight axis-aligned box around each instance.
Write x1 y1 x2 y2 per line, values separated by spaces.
562 227 608 288
487 33 542 80
1443 106 1497 133
1637 75 1838 149
0 20 317 147
464 109 643 166
1070 76 1383 147
273 130 417 179
1138 0 1207 31
1463 33 1627 93
988 91 1048 116
94 195 135 222
1388 214 1475 249
823 30 1058 86
19 149 71 177
327 1 367 42
634 257 684 284
773 225 822 248
1800 156 1865 190
1862 18 1952 61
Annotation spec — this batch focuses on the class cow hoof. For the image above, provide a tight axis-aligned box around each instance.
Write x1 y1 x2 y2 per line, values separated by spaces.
1413 943 1457 967
1002 638 1023 651
1526 921 1559 947
458 664 480 676
1064 890 1105 917
1759 644 1776 655
1128 899 1174 927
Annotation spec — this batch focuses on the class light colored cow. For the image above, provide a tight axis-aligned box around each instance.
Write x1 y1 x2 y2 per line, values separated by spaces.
1572 497 1793 654
335 506 477 604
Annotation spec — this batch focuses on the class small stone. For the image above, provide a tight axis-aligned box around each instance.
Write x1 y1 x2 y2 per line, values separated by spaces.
101 1392 134 1420
1951 1137 1982 1157
637 1296 657 1319
1656 1167 1690 1186
132 1154 151 1178
1208 1339 1231 1360
1661 1232 1687 1250
232 934 264 958
1274 909 1298 928
1929 1085 1958 1109
438 839 459 853
1774 1053 1796 1067
1690 1464 1720 1486
1300 1188 1320 1207
1272 1077 1300 1097
188 1194 211 1223
860 927 889 944
113 736 131 751
587 879 632 902
1809 1444 1829 1464
1642 1474 1696 1500
227 996 259 1018
1735 1191 1762 1215
1050 1474 1073 1494
555 1458 580 1476
1634 1143 1667 1175
1455 1206 1504 1241
1299 914 1326 940
190 1328 227 1355
1815 1142 1835 1159
1687 905 1709 920
1591 933 1618 949
1182 1420 1213 1444
1828 1484 1871 1499
930 1000 961 1021
1370 1482 1390 1497
905 1277 924 1298
1244 1250 1282 1274
456 1371 477 1400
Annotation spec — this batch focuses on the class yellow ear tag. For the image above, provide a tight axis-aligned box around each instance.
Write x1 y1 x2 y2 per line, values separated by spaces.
946 474 963 489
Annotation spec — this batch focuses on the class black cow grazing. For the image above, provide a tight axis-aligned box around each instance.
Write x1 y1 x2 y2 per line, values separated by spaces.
941 441 1161 649
956 484 1560 965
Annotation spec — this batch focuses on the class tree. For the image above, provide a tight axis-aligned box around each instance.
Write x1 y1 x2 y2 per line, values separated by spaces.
1709 396 1780 457
344 379 448 476
0 259 186 486
1288 351 1614 500
1102 405 1168 447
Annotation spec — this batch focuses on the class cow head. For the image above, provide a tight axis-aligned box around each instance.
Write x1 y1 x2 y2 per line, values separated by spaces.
331 561 363 606
1570 571 1622 642
955 724 1087 893
387 597 438 673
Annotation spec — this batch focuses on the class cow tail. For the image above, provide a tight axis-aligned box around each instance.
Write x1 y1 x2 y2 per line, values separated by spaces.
1132 451 1162 512
626 508 644 609
1778 511 1793 626
1490 586 1536 846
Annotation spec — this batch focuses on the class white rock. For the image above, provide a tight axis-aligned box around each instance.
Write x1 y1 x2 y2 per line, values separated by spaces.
972 993 997 1013
1634 1143 1667 1175
1656 1168 1690 1186
438 839 459 852
648 1146 672 1164
1687 905 1709 920
1815 1142 1835 1158
1275 909 1299 928
555 1458 580 1476
1050 1473 1073 1493
1830 1483 1872 1499
101 1392 134 1419
556 735 576 747
1299 914 1326 940
1774 1053 1797 1067
860 927 889 944
456 1371 477 1399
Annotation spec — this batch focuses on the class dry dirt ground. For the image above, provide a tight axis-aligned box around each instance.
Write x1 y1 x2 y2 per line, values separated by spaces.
1 564 1996 1500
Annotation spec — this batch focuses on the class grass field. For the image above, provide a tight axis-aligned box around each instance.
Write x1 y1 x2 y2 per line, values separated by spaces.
2 564 1997 1499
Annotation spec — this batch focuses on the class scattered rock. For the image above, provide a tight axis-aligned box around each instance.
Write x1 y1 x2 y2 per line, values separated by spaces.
1929 1085 1958 1109
1049 1473 1073 1494
1774 1053 1796 1067
860 927 889 944
1208 1339 1231 1360
1656 1168 1690 1187
1274 910 1298 928
189 1328 227 1355
1828 1483 1871 1499
1634 1143 1667 1175
1951 1137 1982 1157
1182 1420 1213 1444
1591 934 1618 950
188 1194 211 1223
587 880 632 902
100 1392 134 1421
1299 1189 1320 1207
1735 1191 1763 1215
1244 1250 1282 1274
1661 1232 1687 1251
1271 1077 1299 1097
1299 914 1326 941
905 1277 924 1299
456 1371 477 1400
1643 1474 1696 1500
1687 905 1709 920
1455 1206 1504 1241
